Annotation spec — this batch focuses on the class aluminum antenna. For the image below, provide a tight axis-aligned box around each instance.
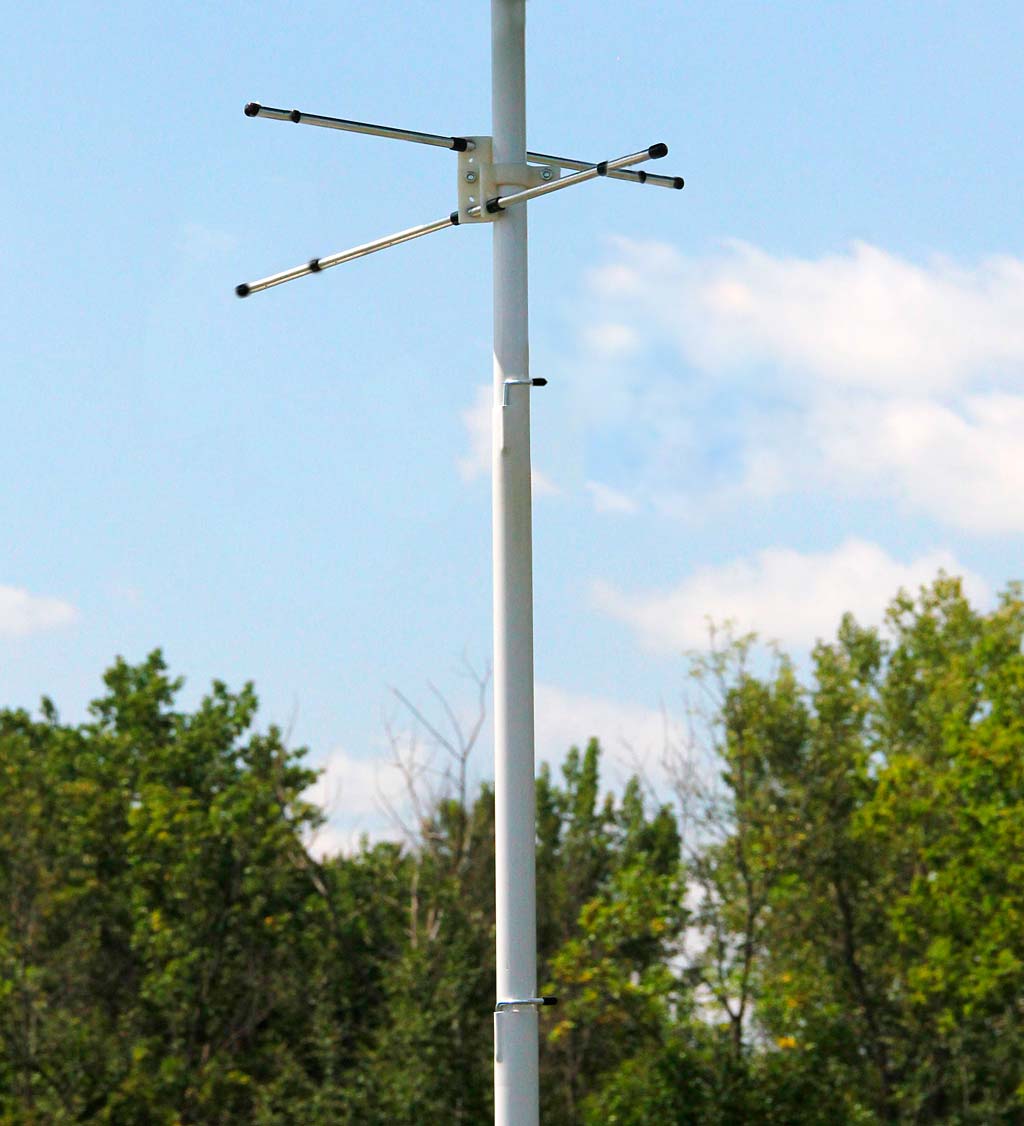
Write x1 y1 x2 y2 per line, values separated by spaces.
235 6 684 1123
235 104 677 297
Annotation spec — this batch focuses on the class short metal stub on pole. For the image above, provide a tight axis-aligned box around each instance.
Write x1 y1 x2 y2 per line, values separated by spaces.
502 377 547 407
235 8 684 1124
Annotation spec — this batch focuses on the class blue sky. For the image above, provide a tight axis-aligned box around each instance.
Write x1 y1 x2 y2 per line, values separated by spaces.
4 2 1022 848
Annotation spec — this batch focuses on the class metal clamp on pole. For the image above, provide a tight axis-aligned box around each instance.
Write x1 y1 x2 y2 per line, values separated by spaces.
469 143 669 217
494 996 558 1012
243 102 475 151
502 377 547 406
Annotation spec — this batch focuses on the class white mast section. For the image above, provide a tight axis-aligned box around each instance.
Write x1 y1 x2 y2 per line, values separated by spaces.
490 1 539 1122
234 11 683 1122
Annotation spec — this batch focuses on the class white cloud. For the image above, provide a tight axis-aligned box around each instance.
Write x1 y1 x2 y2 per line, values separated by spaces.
815 393 1024 533
592 238 1024 394
580 239 1024 532
304 820 376 861
0 585 79 638
535 682 679 789
303 746 406 857
304 745 394 818
581 321 640 358
592 539 989 652
457 384 492 482
585 480 638 514
531 469 562 497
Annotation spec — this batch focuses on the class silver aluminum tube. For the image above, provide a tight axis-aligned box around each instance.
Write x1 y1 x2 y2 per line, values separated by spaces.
236 214 457 297
528 149 683 190
243 102 473 151
470 143 668 216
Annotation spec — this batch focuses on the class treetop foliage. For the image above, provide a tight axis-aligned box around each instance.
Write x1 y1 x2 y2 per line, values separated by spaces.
1 576 1022 1123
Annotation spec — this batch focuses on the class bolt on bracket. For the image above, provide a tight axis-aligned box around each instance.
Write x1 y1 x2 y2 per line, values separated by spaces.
458 138 559 223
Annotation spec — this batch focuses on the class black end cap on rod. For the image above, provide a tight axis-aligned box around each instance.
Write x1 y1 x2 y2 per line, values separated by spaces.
673 177 685 189
542 996 558 1006
532 378 548 387
290 109 302 123
235 283 251 298
596 161 609 176
648 142 669 159
450 137 470 152
244 102 261 117
450 211 461 225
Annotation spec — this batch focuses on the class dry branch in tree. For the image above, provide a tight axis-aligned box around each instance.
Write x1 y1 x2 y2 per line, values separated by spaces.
380 659 490 852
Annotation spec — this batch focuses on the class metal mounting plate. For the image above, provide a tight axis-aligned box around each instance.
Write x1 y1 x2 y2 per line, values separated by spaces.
458 137 494 223
458 138 558 222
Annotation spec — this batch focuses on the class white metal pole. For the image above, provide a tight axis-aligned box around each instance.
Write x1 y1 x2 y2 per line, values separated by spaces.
491 0 539 1123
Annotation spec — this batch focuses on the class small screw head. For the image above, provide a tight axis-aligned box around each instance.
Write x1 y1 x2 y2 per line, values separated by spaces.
541 168 554 180
465 171 478 183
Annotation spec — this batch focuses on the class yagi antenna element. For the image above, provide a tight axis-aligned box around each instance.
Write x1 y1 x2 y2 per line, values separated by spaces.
236 7 684 1123
235 103 682 298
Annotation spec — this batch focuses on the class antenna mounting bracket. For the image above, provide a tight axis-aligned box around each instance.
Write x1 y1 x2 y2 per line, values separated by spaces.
458 138 559 223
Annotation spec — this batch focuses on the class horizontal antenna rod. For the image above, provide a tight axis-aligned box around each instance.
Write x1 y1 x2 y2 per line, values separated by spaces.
470 143 669 216
236 213 460 297
528 149 683 190
243 102 474 152
243 103 683 188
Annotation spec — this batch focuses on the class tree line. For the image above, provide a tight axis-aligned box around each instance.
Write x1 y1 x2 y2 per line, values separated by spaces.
1 575 1022 1123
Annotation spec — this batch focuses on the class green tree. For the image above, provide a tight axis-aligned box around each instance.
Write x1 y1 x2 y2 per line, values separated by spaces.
0 653 364 1123
345 787 496 1126
693 578 1024 1124
864 579 1024 1120
5 580 1023 1124
538 742 688 1123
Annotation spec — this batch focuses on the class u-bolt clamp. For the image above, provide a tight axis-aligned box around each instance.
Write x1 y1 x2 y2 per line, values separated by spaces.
502 377 548 407
494 995 559 1013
